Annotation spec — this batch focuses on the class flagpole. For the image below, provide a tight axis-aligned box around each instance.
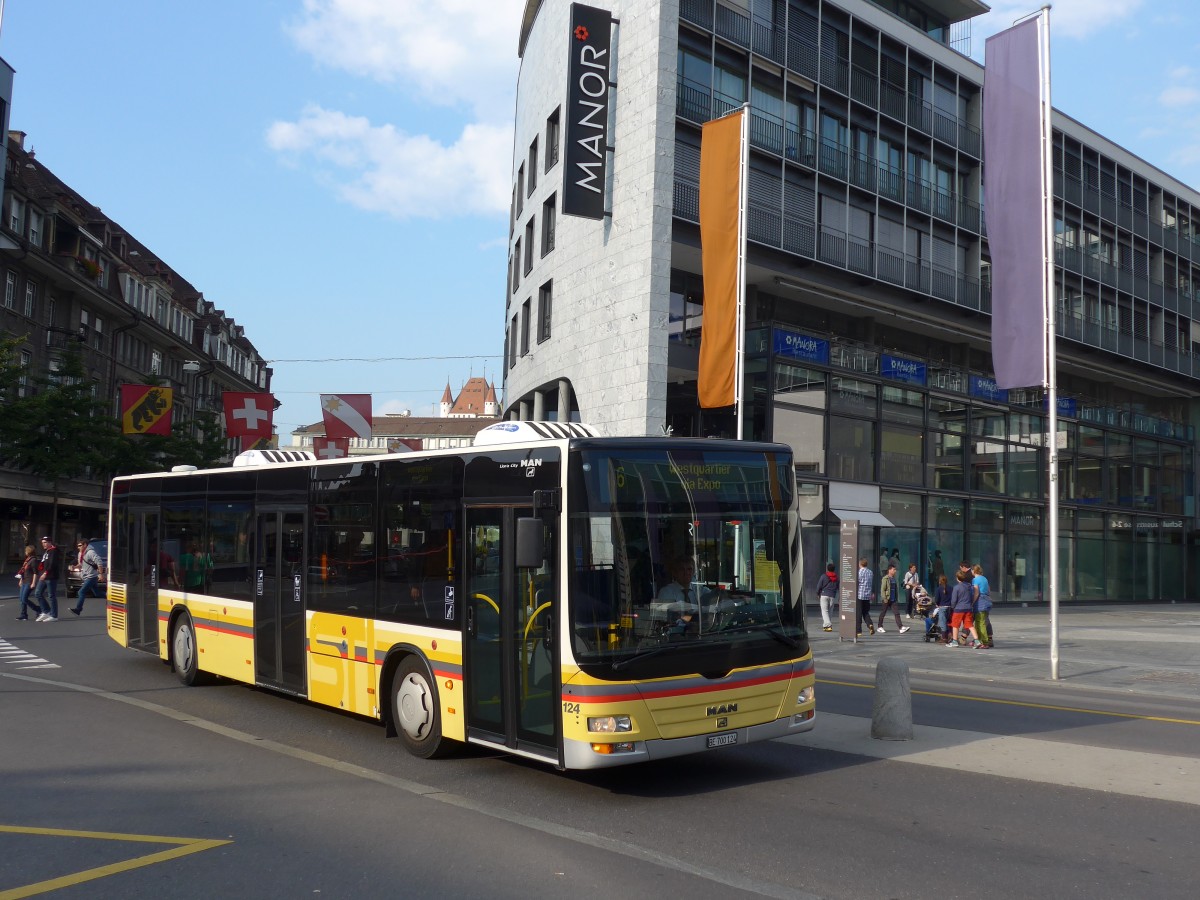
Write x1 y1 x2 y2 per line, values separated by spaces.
735 103 749 440
1036 6 1061 679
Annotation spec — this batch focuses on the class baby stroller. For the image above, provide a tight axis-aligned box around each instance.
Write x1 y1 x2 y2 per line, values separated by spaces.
914 585 943 643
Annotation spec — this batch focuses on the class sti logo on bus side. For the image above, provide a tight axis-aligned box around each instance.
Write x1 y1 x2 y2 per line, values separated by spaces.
707 703 738 716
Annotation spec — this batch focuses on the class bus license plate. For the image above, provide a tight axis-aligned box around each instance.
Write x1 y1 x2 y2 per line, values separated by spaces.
706 732 738 748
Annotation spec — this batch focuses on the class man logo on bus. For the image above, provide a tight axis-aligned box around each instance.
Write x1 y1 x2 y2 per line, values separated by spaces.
707 703 737 716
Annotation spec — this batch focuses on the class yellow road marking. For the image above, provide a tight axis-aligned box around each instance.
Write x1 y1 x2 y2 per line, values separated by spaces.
0 825 230 899
817 678 1200 726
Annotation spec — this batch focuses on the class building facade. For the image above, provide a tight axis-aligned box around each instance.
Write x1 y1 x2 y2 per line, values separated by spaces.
1 132 270 568
291 378 502 456
504 0 1200 603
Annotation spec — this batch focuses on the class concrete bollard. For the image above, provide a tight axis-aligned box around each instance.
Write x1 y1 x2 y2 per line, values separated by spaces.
871 656 913 741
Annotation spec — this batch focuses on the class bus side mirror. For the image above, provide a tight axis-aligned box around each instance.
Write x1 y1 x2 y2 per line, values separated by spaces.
515 517 546 569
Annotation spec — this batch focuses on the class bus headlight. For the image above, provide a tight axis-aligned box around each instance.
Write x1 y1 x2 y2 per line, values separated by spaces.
797 686 814 705
587 714 632 733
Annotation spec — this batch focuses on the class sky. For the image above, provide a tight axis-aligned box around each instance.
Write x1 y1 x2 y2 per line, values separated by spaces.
1 0 1198 444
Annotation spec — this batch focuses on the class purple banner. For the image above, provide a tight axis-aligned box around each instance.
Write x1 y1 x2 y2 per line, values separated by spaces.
984 18 1047 390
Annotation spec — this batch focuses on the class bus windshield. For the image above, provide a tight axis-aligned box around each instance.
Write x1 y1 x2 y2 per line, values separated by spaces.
567 445 804 678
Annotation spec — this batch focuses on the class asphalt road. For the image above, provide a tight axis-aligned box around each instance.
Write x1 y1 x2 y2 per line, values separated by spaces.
2 607 1199 899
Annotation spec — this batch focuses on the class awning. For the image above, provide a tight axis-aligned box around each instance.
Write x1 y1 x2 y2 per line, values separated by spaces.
830 509 893 528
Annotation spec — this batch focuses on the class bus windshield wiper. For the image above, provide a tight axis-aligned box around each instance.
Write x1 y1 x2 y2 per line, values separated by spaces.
611 645 673 671
715 623 800 648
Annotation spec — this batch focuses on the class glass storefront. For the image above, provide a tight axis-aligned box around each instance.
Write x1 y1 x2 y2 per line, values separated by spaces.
768 325 1194 603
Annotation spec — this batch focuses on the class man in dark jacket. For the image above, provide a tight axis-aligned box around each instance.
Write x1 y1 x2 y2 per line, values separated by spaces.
815 563 838 632
34 536 61 622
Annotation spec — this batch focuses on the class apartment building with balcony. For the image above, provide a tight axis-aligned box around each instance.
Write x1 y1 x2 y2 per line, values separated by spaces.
503 0 1200 604
1 132 270 567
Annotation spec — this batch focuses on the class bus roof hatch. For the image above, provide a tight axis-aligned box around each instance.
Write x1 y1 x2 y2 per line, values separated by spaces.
473 421 599 446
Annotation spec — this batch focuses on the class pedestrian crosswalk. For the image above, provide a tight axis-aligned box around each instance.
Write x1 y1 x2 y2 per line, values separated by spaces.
0 637 60 669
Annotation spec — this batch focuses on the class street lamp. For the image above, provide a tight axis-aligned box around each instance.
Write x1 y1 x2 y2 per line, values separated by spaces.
182 358 215 437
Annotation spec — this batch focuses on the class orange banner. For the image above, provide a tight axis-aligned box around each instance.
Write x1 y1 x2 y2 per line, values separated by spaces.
698 110 743 409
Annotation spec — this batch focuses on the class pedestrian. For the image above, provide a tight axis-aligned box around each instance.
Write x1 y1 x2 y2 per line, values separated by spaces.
972 563 994 648
903 562 920 618
816 563 839 632
1010 552 1025 599
33 535 61 622
930 549 945 586
947 569 981 648
856 558 875 636
180 541 212 593
14 544 43 620
876 564 910 634
933 574 952 643
70 537 106 616
146 538 181 589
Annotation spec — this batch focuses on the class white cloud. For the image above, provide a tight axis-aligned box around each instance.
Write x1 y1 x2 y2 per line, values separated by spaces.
971 0 1147 55
1160 85 1200 108
285 0 523 119
266 105 512 219
271 1 524 221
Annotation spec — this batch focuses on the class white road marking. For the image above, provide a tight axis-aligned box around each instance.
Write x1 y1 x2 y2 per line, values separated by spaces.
0 638 60 669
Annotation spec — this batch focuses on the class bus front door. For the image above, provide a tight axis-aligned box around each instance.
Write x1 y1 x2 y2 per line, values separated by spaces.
254 508 307 695
464 505 559 762
126 509 160 654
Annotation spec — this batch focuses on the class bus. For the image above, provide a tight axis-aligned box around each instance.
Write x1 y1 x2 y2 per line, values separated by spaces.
105 421 815 769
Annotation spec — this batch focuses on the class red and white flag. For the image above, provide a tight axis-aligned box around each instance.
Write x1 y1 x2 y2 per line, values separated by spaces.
313 437 350 459
320 394 372 439
223 392 275 438
240 434 275 452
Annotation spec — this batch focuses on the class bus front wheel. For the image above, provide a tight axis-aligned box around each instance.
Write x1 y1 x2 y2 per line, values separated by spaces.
392 656 452 759
171 612 205 686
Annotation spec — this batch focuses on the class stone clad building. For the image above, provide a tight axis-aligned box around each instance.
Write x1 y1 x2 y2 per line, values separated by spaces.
502 0 1200 603
1 132 269 565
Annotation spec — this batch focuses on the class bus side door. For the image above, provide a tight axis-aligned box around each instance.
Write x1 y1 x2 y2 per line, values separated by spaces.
254 507 307 695
463 504 558 761
125 509 161 654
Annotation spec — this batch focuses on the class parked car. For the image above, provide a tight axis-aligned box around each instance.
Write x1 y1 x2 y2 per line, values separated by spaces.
66 539 108 599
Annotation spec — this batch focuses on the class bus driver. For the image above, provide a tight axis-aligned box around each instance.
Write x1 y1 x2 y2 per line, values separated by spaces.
657 556 701 633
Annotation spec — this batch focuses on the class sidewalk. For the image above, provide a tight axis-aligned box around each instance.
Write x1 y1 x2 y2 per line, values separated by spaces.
808 601 1200 701
4 593 1198 701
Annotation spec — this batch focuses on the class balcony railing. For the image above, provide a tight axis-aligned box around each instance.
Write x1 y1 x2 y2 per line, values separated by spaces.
850 64 878 107
787 35 818 80
752 20 786 64
679 0 712 30
820 52 849 94
818 138 848 181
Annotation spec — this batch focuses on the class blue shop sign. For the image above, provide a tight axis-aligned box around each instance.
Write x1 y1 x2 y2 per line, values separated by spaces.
772 328 829 364
880 354 926 386
969 376 1008 403
1042 396 1077 417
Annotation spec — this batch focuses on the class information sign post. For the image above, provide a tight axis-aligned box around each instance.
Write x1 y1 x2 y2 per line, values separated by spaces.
838 519 859 642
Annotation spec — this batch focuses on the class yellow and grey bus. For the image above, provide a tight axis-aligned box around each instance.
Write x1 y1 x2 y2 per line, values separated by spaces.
106 422 815 769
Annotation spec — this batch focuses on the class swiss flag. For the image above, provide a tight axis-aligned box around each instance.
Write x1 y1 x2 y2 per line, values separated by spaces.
313 437 350 459
223 392 275 438
320 394 372 439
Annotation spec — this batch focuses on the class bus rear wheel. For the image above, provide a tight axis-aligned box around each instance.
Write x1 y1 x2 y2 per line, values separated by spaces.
172 612 206 686
392 656 452 759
